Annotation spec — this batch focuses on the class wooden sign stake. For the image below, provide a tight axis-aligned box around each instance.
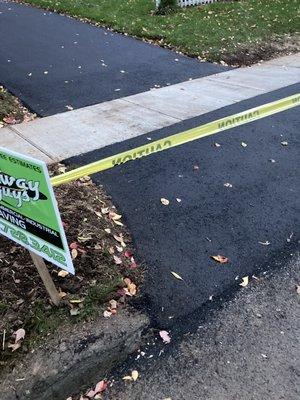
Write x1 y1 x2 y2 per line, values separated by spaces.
29 251 61 306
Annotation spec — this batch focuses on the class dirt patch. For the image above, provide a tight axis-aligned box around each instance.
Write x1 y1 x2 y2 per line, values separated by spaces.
0 165 143 377
0 86 36 126
222 33 300 67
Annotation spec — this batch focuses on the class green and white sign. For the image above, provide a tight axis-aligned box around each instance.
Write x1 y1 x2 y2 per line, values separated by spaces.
0 147 74 274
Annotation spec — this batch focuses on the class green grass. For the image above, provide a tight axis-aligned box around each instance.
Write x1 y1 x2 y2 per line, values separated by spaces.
23 0 299 64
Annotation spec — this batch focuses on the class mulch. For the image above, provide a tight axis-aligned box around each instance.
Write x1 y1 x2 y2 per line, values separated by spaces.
0 165 142 373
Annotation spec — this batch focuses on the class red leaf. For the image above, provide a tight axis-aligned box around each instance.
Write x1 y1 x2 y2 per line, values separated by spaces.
70 242 78 250
124 250 133 258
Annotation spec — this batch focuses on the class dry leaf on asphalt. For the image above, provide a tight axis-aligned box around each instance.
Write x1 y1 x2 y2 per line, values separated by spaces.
241 142 247 147
159 330 171 344
171 271 183 281
296 285 300 294
224 182 233 188
123 370 139 382
161 198 170 206
240 276 249 287
131 370 139 381
281 141 288 146
211 255 229 264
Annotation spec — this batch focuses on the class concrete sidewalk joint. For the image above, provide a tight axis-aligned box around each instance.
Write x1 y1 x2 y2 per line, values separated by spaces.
2 53 299 163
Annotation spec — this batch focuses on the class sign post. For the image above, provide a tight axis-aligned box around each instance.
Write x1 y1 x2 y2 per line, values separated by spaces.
0 147 74 304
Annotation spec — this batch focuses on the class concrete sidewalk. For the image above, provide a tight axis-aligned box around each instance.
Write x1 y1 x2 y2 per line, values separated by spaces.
2 53 300 163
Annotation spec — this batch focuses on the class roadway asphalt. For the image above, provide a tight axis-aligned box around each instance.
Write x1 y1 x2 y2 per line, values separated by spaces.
106 255 300 400
0 0 228 116
66 83 300 328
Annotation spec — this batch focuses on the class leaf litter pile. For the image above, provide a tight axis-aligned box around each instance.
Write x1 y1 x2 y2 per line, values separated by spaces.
0 86 36 127
0 165 142 373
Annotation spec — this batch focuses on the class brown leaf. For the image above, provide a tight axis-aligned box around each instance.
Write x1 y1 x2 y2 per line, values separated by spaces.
211 255 229 264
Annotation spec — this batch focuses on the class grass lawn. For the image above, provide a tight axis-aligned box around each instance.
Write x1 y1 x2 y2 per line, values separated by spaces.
22 0 299 65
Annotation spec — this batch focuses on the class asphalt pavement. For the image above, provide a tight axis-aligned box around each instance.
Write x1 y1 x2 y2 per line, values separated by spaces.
0 0 228 116
67 83 300 327
106 255 300 400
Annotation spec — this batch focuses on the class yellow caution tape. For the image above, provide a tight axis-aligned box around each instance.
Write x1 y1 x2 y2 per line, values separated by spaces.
51 93 300 187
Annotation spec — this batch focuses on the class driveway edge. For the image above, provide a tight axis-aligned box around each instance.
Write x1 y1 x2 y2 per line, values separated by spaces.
1 309 149 400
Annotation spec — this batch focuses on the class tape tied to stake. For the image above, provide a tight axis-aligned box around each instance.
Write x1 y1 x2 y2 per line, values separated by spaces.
51 93 300 187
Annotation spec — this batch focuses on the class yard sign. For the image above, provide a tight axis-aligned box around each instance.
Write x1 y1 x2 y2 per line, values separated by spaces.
0 147 74 274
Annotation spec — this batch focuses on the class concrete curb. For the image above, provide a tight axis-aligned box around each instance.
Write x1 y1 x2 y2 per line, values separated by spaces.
1 309 149 400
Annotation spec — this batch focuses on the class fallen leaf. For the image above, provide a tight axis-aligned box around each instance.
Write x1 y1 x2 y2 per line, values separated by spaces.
113 255 122 265
109 300 118 309
116 245 123 252
131 370 139 381
114 220 124 226
171 271 183 281
211 255 229 264
3 116 20 124
296 285 300 295
71 248 78 259
176 198 182 203
58 270 69 278
13 328 25 343
109 211 122 221
101 207 109 214
240 276 249 287
8 342 21 352
70 242 78 250
69 299 84 304
259 241 270 246
122 375 133 381
113 234 126 247
224 182 233 188
93 380 108 394
161 198 169 206
214 142 221 147
105 228 111 234
159 330 171 344
124 278 137 295
281 141 288 146
241 142 247 147
103 310 112 318
70 308 80 316
124 250 133 258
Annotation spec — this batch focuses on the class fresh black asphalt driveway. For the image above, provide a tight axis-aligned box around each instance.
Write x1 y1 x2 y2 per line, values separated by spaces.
67 84 300 327
0 0 228 116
